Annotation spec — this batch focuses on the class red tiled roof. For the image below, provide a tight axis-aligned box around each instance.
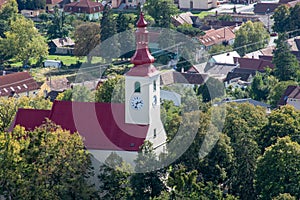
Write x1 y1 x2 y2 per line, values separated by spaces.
0 72 39 96
64 0 104 14
46 0 62 5
234 57 274 71
199 27 235 47
11 101 149 151
10 109 51 132
278 85 300 106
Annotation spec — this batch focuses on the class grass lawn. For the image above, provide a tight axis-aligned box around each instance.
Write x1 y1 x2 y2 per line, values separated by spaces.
192 11 214 19
47 55 84 66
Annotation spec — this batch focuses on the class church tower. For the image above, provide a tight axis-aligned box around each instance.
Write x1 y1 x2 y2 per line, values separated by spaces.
125 12 161 126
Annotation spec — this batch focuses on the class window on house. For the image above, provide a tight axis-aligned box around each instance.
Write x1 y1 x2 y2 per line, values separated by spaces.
134 82 141 93
154 129 157 138
153 80 156 92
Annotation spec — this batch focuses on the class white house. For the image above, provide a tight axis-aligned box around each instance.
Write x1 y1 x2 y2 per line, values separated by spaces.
179 0 218 10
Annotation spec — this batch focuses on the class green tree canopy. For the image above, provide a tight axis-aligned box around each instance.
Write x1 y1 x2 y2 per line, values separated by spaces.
56 85 94 102
95 76 125 103
256 136 300 199
272 5 291 33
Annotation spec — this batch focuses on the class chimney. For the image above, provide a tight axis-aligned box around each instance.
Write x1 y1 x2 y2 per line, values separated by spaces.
2 71 6 76
181 67 184 73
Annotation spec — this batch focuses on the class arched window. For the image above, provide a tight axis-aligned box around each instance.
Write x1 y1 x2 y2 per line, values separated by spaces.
134 82 141 93
153 80 156 91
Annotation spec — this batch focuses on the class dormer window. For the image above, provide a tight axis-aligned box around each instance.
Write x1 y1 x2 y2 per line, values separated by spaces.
153 80 156 91
134 82 141 93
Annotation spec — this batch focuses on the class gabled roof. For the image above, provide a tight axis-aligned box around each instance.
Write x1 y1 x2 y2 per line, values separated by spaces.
224 68 255 82
46 0 63 5
234 57 274 71
64 0 104 14
278 85 300 106
160 71 208 85
286 0 300 7
187 62 207 73
253 3 280 14
46 77 70 92
199 27 235 47
50 37 74 48
0 72 39 96
172 12 194 26
211 51 240 65
11 101 149 151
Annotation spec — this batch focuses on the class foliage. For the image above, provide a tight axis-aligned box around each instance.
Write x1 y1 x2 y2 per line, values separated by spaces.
74 22 100 63
273 33 300 81
100 4 117 42
144 0 178 28
217 14 233 21
0 122 97 199
95 75 125 103
17 0 45 10
198 77 225 102
46 8 73 39
272 5 290 33
98 152 133 199
0 0 18 38
56 85 93 102
176 24 205 37
273 193 297 200
233 21 269 56
256 137 300 199
208 44 233 55
0 15 48 66
260 105 300 150
130 141 166 199
0 96 51 132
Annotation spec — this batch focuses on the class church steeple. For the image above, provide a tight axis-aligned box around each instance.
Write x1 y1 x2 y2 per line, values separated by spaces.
127 12 158 77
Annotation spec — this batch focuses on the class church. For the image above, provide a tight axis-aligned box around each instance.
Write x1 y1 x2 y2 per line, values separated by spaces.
10 12 167 165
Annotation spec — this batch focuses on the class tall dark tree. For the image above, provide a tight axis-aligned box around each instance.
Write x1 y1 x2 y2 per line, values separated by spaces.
272 5 291 33
0 0 18 38
47 7 72 39
100 4 117 42
273 33 300 81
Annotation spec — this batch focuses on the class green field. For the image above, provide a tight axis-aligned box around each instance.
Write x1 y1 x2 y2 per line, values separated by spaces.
192 11 214 19
46 55 84 66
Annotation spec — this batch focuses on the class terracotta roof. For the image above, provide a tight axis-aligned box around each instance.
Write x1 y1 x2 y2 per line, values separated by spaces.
258 55 273 61
0 72 39 96
10 109 51 131
199 27 235 47
50 37 74 48
278 85 300 106
253 3 281 14
46 0 63 5
11 101 149 151
286 0 300 7
47 77 70 92
64 0 104 14
160 71 208 85
0 0 7 8
234 57 274 71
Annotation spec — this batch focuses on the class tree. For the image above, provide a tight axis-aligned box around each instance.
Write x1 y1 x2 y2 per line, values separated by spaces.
272 5 291 33
98 152 133 199
0 122 97 199
288 3 300 36
17 0 45 10
100 4 117 42
130 141 166 199
273 33 300 81
74 22 100 63
0 0 18 38
255 137 300 199
95 76 125 103
176 24 205 37
144 0 178 28
260 105 300 150
234 21 269 56
0 16 48 66
208 44 233 55
47 8 72 39
56 86 94 102
273 193 297 200
198 77 225 102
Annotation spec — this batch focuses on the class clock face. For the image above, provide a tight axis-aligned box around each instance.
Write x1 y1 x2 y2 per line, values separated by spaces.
152 95 157 106
130 96 144 110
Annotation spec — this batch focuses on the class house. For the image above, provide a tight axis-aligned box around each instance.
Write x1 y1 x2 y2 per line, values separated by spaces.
160 70 209 86
39 77 70 101
224 68 254 88
253 3 281 14
244 46 275 59
21 9 42 18
48 37 75 55
209 51 240 65
125 0 145 8
214 98 271 113
10 13 167 168
187 62 207 73
0 72 39 97
172 12 194 27
179 0 218 10
199 27 236 49
45 0 63 12
234 57 274 72
64 0 104 20
278 85 300 110
111 0 122 8
205 63 238 81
